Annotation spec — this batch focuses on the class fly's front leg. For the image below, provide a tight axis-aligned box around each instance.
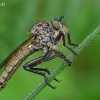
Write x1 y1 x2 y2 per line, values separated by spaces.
61 32 78 55
67 32 78 47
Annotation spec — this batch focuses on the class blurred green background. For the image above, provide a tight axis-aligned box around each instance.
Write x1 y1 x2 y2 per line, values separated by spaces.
0 0 100 100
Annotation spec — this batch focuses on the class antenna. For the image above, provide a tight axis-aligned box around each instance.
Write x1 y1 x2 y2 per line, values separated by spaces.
58 16 64 22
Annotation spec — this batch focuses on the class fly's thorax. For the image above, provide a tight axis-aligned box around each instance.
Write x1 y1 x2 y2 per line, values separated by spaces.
30 21 54 38
34 35 54 49
29 21 55 49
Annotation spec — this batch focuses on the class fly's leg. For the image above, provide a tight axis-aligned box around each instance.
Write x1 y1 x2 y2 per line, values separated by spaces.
24 50 60 81
54 51 72 66
45 50 72 64
61 32 78 55
43 50 62 82
67 32 78 47
44 50 72 66
23 56 52 76
23 56 56 89
24 56 44 68
23 50 72 89
25 67 56 89
23 51 61 89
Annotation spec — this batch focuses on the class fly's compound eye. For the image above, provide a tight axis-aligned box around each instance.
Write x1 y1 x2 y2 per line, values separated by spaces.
51 16 64 30
51 20 62 30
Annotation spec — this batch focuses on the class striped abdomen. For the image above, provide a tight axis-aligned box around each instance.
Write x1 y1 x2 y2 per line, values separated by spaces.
0 38 37 89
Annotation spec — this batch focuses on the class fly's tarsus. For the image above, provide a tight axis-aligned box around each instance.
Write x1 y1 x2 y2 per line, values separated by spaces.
24 65 56 89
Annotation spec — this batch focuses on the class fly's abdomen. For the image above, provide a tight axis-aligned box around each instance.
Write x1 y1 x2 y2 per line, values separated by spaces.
0 42 36 89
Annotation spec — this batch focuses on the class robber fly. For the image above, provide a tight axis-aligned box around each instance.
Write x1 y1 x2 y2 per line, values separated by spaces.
0 16 78 89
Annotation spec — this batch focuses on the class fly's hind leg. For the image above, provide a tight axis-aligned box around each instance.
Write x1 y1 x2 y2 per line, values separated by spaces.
23 51 61 89
23 56 56 89
25 67 56 89
24 51 60 82
23 50 72 89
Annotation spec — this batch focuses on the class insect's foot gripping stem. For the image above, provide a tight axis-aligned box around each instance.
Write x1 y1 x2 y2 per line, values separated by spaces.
54 78 61 82
74 44 78 47
24 67 57 89
64 45 78 56
39 68 60 82
43 73 57 89
43 69 61 83
43 68 61 82
68 43 78 47
56 51 72 65
39 71 58 89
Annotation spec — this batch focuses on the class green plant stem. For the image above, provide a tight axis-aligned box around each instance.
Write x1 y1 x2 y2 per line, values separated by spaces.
24 25 100 100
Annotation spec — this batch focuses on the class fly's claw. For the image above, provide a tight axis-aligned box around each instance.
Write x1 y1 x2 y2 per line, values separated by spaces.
65 58 72 64
54 78 61 82
73 51 78 56
68 63 71 66
75 44 78 47
51 86 57 89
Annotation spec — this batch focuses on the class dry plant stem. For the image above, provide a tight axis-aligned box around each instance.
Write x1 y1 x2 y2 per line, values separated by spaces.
24 25 100 100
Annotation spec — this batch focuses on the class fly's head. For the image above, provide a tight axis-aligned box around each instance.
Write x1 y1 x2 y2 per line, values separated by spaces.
29 16 69 51
51 16 69 44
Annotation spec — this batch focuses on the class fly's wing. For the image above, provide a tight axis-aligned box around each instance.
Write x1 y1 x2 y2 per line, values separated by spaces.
0 38 30 69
